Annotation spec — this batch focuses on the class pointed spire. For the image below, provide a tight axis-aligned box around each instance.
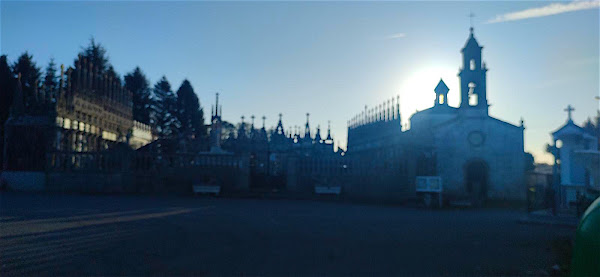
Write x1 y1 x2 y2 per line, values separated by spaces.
435 79 449 94
238 115 247 140
304 112 311 138
462 24 481 52
315 124 322 143
435 79 449 106
215 92 220 117
261 115 266 129
326 120 333 141
396 95 401 121
275 112 285 136
216 92 219 110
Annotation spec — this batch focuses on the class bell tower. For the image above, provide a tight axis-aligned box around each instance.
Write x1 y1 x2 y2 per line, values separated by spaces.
458 27 488 114
434 79 449 106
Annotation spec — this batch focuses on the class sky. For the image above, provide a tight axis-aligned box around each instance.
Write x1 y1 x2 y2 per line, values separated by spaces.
1 0 598 164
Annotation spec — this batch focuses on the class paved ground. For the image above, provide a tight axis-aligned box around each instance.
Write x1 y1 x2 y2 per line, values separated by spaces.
0 192 575 276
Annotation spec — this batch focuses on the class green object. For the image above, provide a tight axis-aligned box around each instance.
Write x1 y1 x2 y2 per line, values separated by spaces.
571 196 600 277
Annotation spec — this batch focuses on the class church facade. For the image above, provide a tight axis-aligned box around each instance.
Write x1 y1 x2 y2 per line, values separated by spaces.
346 28 526 203
549 106 599 209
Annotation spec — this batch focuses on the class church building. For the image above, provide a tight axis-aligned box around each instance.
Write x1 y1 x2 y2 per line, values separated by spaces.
346 27 526 203
408 27 526 202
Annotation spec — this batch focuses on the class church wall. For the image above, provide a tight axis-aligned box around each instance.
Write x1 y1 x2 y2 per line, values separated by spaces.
434 116 525 201
409 110 456 132
558 135 596 185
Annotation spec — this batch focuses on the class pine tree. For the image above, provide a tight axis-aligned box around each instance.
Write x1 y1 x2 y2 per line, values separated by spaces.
43 58 58 100
153 76 179 138
73 38 120 87
176 79 206 139
0 55 14 167
12 52 41 109
0 55 14 124
75 38 109 72
124 67 152 125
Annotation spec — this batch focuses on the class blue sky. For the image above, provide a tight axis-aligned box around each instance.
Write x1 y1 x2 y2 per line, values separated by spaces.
1 1 598 164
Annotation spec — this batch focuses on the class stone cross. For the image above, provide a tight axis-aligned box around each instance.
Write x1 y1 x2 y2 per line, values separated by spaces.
565 105 575 121
469 12 475 29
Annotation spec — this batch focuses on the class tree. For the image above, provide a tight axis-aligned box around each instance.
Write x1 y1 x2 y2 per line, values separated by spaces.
0 55 14 167
153 76 179 138
12 52 41 109
76 38 109 73
124 67 152 125
0 55 14 124
524 152 535 172
221 121 236 140
73 38 120 87
176 79 206 139
43 58 59 99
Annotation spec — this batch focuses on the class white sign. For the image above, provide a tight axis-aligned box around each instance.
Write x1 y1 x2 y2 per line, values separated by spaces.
193 185 221 195
315 186 342 195
416 176 443 193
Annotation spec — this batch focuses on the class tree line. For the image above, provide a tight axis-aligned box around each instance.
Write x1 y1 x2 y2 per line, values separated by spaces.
0 39 207 145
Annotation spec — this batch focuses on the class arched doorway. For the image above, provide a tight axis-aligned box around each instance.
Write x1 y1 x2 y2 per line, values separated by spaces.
464 159 489 206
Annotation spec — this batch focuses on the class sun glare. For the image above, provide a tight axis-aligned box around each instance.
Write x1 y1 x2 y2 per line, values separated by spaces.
398 65 458 127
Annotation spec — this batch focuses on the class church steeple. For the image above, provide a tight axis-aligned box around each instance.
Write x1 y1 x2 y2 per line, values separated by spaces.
210 93 223 150
458 27 488 114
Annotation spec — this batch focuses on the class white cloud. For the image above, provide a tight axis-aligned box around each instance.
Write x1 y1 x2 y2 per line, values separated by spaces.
385 33 406 40
486 1 600 24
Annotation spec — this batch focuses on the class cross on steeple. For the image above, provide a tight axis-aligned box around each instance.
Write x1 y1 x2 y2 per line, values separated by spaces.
565 105 575 121
469 12 475 32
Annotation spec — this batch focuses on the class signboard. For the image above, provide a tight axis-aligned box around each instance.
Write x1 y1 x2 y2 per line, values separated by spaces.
315 186 342 195
193 185 221 196
416 176 443 193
